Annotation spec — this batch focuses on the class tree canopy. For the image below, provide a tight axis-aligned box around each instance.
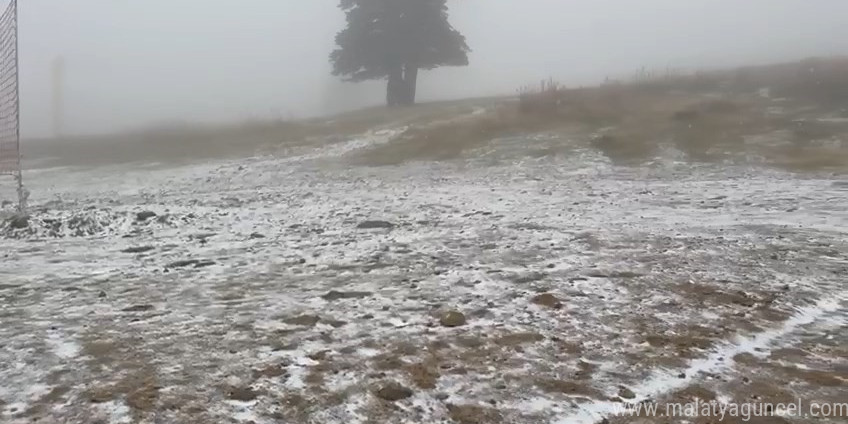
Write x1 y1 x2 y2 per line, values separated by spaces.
330 0 470 106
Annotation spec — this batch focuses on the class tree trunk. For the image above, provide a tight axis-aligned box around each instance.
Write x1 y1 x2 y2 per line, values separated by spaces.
386 65 404 107
402 64 419 106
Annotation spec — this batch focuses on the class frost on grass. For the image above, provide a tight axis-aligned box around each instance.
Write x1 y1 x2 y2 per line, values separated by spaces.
1 131 846 423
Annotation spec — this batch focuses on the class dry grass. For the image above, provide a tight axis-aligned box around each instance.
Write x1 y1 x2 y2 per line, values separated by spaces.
349 106 559 166
27 57 848 172
356 57 848 170
23 97 504 168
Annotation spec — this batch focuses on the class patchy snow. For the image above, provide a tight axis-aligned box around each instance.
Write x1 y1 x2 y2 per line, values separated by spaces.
97 400 133 424
552 296 847 424
1 128 846 423
817 117 848 123
45 333 81 360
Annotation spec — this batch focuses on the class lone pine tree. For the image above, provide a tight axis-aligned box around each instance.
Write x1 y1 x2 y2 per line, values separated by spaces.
330 0 470 107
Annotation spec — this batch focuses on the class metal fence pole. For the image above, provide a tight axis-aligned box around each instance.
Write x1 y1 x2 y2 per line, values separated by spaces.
13 0 24 214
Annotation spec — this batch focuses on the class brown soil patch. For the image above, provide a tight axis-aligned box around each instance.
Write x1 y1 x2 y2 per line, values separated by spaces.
85 385 118 403
374 381 413 401
617 386 636 400
277 393 312 423
428 339 452 352
83 339 121 360
253 364 289 379
642 333 714 357
623 351 688 369
769 347 809 361
372 353 406 371
447 403 503 424
406 362 440 389
455 335 486 349
669 385 717 403
226 386 259 402
307 350 330 361
304 360 354 390
753 306 791 323
392 340 421 356
536 379 606 400
83 365 162 419
494 332 544 347
574 360 598 380
531 293 563 309
305 367 326 387
22 386 71 417
284 314 321 327
732 352 759 365
778 366 844 386
673 283 777 310
126 377 159 412
736 379 797 404
158 393 201 412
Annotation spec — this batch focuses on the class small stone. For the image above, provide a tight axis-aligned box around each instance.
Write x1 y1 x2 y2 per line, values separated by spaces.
227 387 258 402
618 386 636 400
326 320 348 328
322 290 372 301
122 246 155 254
357 220 395 230
193 260 216 268
307 350 329 361
249 232 265 239
87 387 115 403
272 342 299 352
122 304 154 312
284 314 321 327
531 293 563 309
167 259 199 268
439 311 466 327
98 291 107 298
252 364 288 379
678 372 686 379
136 211 157 222
375 382 413 401
7 215 28 229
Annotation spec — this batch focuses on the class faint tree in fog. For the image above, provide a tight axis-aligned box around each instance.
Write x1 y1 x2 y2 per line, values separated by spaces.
330 0 470 107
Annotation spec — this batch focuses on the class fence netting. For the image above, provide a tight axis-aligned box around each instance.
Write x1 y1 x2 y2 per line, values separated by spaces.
0 0 18 176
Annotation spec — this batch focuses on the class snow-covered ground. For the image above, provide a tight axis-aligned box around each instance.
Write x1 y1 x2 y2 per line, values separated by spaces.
1 130 846 423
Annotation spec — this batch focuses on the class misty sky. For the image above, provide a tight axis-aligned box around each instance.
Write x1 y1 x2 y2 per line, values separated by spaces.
18 0 848 137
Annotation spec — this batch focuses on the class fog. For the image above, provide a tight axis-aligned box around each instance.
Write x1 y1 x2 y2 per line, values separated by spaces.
19 0 848 137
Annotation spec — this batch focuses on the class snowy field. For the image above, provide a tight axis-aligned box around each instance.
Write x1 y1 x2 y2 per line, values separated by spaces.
1 129 847 424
